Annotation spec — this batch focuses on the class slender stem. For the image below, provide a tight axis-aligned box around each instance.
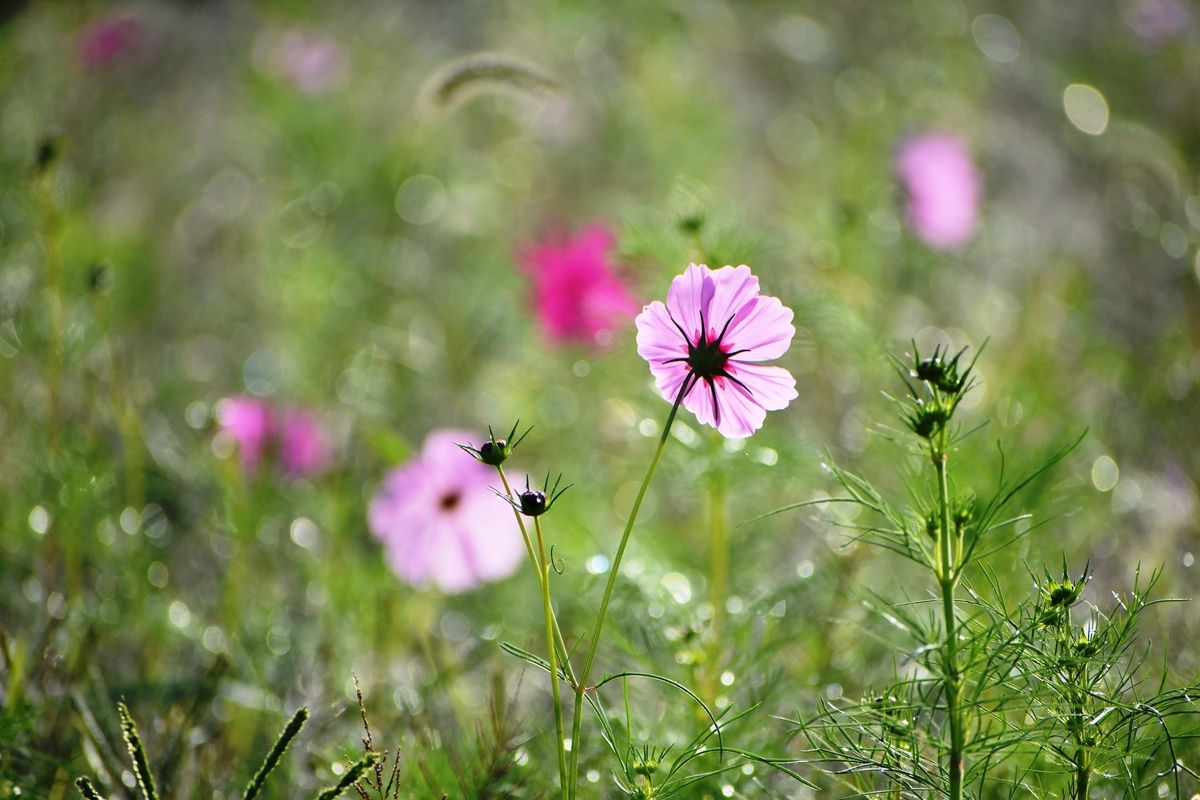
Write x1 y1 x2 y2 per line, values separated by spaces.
35 169 63 441
496 466 575 682
498 467 545 588
935 429 963 800
534 516 569 800
567 387 686 798
623 675 632 760
707 457 728 703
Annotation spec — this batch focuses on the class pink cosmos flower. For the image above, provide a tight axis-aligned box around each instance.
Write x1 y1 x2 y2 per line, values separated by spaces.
895 133 981 250
368 429 524 594
76 14 144 71
636 264 798 439
279 410 331 477
217 397 273 472
518 224 639 348
278 32 347 95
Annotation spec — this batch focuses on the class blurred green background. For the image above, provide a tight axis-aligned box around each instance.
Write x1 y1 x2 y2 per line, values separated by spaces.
2 0 1200 796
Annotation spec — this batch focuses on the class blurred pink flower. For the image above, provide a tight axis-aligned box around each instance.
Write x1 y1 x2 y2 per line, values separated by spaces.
1125 0 1190 41
895 133 981 250
279 410 331 477
76 14 144 71
217 397 273 472
518 224 639 348
636 263 797 439
368 430 524 594
278 32 347 95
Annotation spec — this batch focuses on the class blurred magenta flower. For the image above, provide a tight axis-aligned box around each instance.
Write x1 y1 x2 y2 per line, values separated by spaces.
278 31 347 95
518 224 638 348
636 263 797 439
217 397 273 472
368 429 524 594
279 410 331 477
1125 0 1190 41
895 133 981 250
76 13 144 71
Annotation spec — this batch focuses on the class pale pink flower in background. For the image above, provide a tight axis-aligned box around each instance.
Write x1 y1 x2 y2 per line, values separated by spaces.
217 397 273 472
278 32 347 95
1125 0 1190 41
76 13 144 71
518 224 639 348
279 410 331 476
895 133 981 250
636 264 797 439
368 429 524 594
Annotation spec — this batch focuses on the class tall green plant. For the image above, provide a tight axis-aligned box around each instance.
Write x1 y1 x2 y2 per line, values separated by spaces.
770 344 1200 799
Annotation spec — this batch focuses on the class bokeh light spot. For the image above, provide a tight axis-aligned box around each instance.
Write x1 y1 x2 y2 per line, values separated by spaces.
972 15 1020 62
395 175 447 225
1063 84 1109 135
1092 456 1119 492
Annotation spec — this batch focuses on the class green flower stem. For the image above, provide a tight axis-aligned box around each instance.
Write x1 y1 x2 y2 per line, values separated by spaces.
534 515 569 800
708 457 728 699
495 466 574 680
35 166 64 441
497 466 544 589
934 428 963 800
567 388 686 798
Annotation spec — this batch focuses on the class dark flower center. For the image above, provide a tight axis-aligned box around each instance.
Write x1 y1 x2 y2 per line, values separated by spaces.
440 491 462 511
661 311 754 425
687 335 731 378
664 312 743 378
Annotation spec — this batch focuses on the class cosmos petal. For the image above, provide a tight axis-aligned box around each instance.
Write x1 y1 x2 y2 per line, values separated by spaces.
726 362 798 410
705 265 760 336
723 295 795 361
710 378 767 439
665 263 713 339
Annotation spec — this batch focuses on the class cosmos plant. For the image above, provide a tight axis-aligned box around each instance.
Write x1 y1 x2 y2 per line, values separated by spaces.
461 261 804 800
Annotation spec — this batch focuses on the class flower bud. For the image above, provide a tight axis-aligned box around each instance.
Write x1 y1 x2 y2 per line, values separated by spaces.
518 490 548 517
676 212 705 235
925 515 940 540
35 135 60 174
907 404 950 440
952 492 976 532
1048 580 1077 607
1074 633 1101 658
478 439 509 466
458 422 529 467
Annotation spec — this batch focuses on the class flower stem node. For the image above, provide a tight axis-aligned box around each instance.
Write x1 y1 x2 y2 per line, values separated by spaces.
496 472 571 518
458 421 530 467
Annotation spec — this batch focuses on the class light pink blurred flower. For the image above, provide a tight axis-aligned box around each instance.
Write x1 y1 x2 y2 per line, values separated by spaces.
217 397 273 472
1125 0 1190 41
636 263 797 439
368 430 524 594
278 32 347 95
895 133 981 250
279 410 331 477
518 224 639 348
76 13 144 71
